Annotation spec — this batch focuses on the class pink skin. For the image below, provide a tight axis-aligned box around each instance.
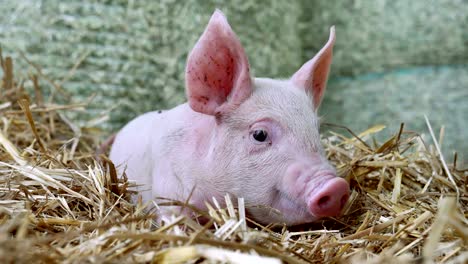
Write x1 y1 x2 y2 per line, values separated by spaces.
282 161 349 217
109 10 349 225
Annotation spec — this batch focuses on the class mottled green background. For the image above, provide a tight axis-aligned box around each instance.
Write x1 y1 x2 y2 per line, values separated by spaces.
1 0 466 161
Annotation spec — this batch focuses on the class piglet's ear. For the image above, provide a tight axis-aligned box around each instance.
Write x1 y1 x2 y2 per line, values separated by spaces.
291 27 335 110
185 10 252 116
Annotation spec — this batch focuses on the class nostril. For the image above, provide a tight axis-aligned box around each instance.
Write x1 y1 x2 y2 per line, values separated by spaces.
317 195 331 209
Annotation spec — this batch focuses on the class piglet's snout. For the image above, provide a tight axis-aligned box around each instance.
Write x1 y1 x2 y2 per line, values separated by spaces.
308 177 349 217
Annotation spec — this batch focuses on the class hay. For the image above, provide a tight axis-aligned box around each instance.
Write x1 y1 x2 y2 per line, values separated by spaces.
1 52 467 263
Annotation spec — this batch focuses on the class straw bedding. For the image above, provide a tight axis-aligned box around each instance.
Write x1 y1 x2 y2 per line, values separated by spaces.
0 52 466 263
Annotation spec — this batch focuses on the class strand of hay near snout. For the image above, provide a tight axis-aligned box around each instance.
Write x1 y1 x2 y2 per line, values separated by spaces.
0 51 466 263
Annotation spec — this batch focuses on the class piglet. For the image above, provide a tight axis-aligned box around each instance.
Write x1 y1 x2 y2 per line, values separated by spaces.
110 10 349 225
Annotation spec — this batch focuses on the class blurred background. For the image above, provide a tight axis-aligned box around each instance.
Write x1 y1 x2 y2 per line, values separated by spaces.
1 0 467 161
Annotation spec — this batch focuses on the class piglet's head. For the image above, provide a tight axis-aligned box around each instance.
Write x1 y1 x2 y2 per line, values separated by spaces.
185 10 348 225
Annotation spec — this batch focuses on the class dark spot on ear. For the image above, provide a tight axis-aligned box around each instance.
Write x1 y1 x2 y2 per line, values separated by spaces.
198 95 210 105
157 110 162 114
204 74 208 82
215 111 223 122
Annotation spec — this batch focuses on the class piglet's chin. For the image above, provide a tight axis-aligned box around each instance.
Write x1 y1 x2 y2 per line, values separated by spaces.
246 194 318 225
247 206 317 226
249 179 349 225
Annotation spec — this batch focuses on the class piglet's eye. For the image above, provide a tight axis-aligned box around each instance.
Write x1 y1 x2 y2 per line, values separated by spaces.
252 130 268 142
